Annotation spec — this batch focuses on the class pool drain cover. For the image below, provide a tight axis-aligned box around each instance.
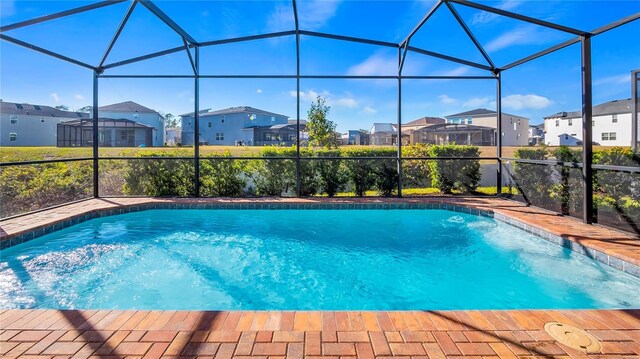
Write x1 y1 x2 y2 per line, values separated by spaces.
544 322 601 353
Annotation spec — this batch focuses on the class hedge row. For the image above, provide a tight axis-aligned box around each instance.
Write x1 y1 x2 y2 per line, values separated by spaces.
0 145 482 217
513 146 639 232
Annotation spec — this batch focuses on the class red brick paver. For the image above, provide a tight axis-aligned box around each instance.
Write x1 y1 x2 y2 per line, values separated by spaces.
2 309 640 358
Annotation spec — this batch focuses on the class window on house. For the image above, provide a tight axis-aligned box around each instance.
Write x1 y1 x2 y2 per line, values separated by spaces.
15 104 23 110
592 120 595 126
9 133 17 141
609 132 617 140
271 116 276 123
208 122 212 128
133 113 139 119
555 120 559 127
602 133 610 141
568 119 573 126
612 114 618 123
188 121 191 126
510 118 513 125
468 118 473 124
565 135 569 140
215 132 224 141
34 105 42 111
41 118 45 123
10 115 18 124
221 116 225 124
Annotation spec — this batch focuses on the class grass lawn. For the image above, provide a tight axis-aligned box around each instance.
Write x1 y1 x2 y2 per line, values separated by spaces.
2 145 595 163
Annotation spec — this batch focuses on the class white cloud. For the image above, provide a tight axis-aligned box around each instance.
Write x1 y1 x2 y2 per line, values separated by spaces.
267 0 340 32
471 0 523 25
50 93 60 103
347 53 396 76
256 89 263 94
362 106 377 115
290 89 358 108
299 0 340 30
74 94 84 101
502 94 552 110
438 95 457 104
336 98 358 108
439 66 471 77
463 97 492 108
594 74 631 86
485 26 546 52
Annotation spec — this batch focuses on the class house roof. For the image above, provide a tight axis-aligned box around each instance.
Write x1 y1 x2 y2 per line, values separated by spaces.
445 108 523 119
1 100 89 119
370 123 396 133
544 98 634 119
179 108 212 117
413 123 496 133
194 106 288 119
404 117 446 126
60 118 154 128
98 101 159 114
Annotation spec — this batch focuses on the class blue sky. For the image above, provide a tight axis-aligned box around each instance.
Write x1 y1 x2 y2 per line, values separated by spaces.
1 0 639 131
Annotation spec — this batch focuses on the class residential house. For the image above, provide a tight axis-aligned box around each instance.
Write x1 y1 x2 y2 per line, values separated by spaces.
342 130 370 145
544 98 634 146
403 117 445 144
444 108 529 146
98 101 165 146
528 124 545 146
57 118 153 147
412 123 496 146
370 123 398 145
1 100 89 146
165 127 182 146
181 106 289 146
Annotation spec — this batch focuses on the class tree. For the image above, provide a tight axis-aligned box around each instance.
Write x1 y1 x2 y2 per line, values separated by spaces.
77 106 93 113
163 113 179 127
55 105 70 111
306 96 337 148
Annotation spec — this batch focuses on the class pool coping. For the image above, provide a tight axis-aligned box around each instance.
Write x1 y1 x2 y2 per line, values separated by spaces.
1 197 639 279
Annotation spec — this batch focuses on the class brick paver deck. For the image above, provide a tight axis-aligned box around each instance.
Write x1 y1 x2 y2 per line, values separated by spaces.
2 309 640 358
2 198 640 358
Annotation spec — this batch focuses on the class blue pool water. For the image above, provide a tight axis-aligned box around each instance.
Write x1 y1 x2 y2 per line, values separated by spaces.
1 209 639 310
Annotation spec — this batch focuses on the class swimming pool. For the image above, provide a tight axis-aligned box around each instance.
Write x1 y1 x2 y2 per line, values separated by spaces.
1 209 639 310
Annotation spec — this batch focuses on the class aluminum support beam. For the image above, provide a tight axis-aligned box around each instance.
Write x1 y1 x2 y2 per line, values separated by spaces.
0 34 95 70
444 1 495 69
592 12 640 35
102 46 185 69
407 45 492 71
397 47 403 197
199 31 296 47
98 0 138 69
0 0 127 32
447 0 587 36
501 37 580 71
299 30 398 48
581 35 594 224
401 0 442 47
138 0 197 44
293 0 302 197
194 46 200 196
496 71 502 195
183 37 197 75
92 72 100 198
633 70 639 151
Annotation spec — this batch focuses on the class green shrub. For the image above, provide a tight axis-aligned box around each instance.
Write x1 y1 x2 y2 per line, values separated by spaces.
402 144 432 188
123 151 195 196
513 147 552 206
427 145 480 193
593 147 639 201
251 147 297 196
200 150 247 196
550 146 582 215
315 149 346 197
1 161 92 218
342 148 397 196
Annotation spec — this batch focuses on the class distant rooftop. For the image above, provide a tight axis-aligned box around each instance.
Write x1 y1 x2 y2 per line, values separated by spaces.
183 106 288 119
1 100 89 119
544 98 633 119
446 108 524 119
98 101 159 115
404 117 446 126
